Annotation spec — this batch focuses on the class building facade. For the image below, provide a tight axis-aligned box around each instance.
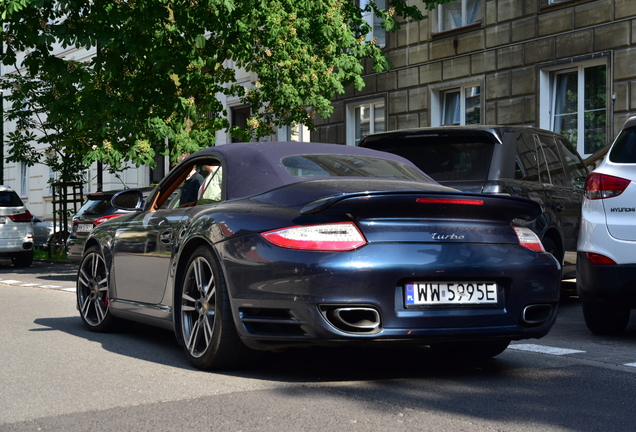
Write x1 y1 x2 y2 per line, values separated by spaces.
313 0 636 161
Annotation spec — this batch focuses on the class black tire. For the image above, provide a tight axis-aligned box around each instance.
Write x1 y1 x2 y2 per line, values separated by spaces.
430 339 511 359
177 245 247 370
541 237 562 264
77 246 119 332
11 250 33 268
582 300 630 335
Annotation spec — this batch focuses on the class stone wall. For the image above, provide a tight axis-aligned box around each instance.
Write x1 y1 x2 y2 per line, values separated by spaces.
313 0 636 145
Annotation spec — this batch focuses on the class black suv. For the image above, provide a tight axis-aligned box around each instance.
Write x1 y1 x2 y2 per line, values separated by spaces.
360 126 588 279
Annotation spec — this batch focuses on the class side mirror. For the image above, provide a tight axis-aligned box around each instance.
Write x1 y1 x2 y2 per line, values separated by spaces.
111 189 145 211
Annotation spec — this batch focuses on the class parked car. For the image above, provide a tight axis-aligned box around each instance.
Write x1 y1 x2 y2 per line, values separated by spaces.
359 126 588 279
32 216 70 248
66 188 153 262
577 116 636 335
0 185 34 267
76 142 561 370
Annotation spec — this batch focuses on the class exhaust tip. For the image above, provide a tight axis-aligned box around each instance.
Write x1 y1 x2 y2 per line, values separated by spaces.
321 306 381 334
522 304 554 325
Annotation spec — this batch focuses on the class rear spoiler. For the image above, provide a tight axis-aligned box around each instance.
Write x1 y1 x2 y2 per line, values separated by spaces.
300 191 541 223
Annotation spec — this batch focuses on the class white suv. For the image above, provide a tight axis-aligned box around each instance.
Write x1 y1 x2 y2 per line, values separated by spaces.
0 185 34 267
578 116 636 334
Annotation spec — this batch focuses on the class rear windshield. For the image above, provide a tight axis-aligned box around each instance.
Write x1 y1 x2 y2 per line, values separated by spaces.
77 197 115 216
609 127 636 163
0 191 24 207
362 136 494 182
282 154 434 182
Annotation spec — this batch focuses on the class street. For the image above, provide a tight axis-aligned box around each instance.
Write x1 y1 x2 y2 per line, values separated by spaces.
2 259 636 431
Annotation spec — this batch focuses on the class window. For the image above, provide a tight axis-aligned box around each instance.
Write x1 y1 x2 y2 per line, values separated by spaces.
48 166 56 196
282 154 432 181
286 122 311 142
535 134 567 187
541 61 607 158
20 162 28 197
434 0 482 33
231 106 251 143
432 83 482 126
359 0 386 47
347 99 386 146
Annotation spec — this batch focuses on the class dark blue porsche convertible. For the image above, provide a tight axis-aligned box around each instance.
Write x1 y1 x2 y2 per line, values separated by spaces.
77 142 560 370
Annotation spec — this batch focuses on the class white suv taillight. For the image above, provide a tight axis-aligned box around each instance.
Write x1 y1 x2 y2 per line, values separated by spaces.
8 210 33 223
513 226 545 253
261 222 367 251
584 173 631 200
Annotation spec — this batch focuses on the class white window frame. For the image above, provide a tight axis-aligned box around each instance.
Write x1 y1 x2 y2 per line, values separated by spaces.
433 0 482 34
430 79 483 126
539 58 608 158
347 98 386 146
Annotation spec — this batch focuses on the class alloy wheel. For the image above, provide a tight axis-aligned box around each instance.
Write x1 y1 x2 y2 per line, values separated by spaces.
77 250 109 327
181 256 217 359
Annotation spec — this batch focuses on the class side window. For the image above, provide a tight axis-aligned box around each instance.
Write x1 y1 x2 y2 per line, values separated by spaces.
535 134 567 187
178 165 205 207
557 138 588 190
515 134 539 181
198 165 223 204
157 158 223 210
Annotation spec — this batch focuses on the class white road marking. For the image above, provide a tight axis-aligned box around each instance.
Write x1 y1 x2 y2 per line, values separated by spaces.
509 343 585 355
0 278 74 292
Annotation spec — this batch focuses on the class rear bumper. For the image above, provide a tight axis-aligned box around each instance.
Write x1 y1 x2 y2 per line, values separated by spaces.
0 238 33 254
220 239 561 350
577 251 636 306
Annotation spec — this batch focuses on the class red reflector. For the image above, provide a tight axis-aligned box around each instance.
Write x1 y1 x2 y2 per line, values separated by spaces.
8 210 33 222
585 252 617 265
416 198 484 205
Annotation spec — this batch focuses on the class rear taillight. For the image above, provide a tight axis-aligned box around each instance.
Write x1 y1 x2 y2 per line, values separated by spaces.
261 222 367 251
584 173 631 200
8 210 33 223
513 226 545 253
94 214 123 226
585 252 617 265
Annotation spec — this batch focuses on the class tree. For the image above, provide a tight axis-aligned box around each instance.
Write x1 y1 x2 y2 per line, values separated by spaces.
1 0 448 173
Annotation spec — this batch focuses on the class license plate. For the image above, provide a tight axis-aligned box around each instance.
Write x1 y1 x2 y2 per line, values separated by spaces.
76 223 94 233
0 216 5 224
405 282 498 306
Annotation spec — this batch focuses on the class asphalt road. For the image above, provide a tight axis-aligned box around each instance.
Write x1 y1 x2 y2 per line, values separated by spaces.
2 260 636 431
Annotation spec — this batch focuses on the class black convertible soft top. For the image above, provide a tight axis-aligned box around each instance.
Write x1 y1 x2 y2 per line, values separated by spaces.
187 141 435 200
